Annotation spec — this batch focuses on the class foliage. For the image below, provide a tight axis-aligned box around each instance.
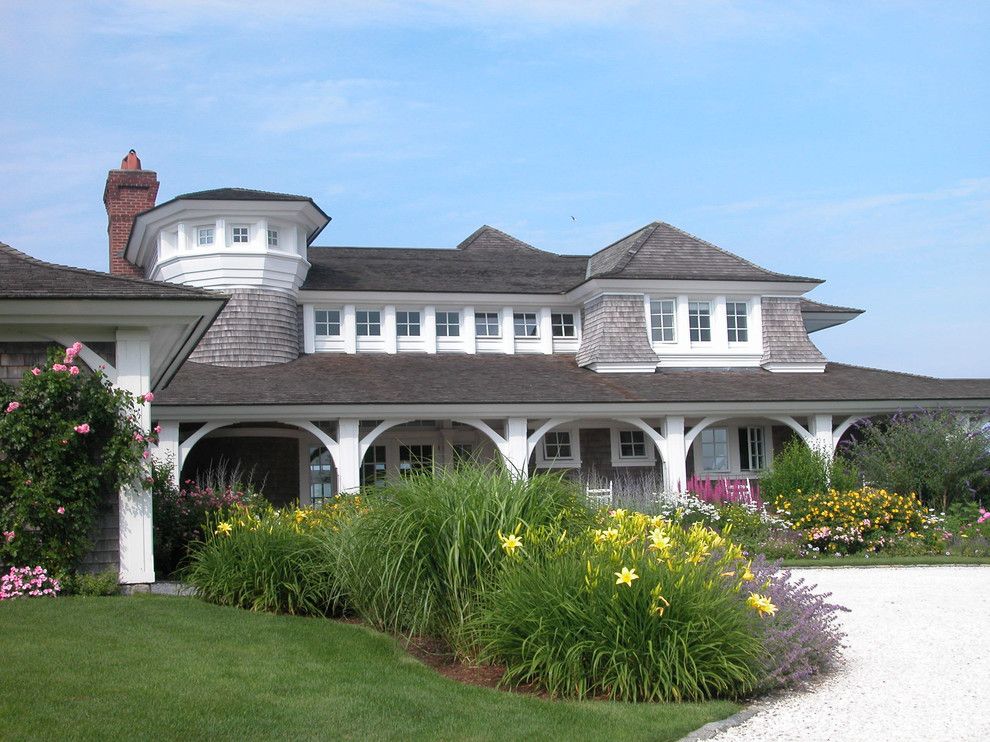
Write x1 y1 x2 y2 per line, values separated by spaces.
62 568 120 596
0 565 61 600
469 510 767 702
759 439 859 506
150 458 262 577
844 410 990 510
335 464 591 640
0 343 155 574
937 501 990 557
183 499 362 616
775 486 935 555
748 556 848 691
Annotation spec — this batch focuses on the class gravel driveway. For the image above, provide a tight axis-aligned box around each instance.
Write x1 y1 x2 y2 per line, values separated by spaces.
711 565 990 742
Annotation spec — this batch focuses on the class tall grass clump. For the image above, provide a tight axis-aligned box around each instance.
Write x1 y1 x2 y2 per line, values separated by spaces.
469 510 768 702
335 464 591 641
183 499 361 616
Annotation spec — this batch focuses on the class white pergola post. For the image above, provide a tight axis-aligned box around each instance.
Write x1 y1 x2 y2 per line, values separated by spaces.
115 329 154 585
809 414 834 458
154 420 180 486
337 418 361 492
664 415 687 492
504 417 529 480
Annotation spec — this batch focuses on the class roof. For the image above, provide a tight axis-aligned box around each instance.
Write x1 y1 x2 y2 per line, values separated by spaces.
155 354 990 407
173 187 313 202
587 222 822 283
800 298 865 314
0 242 223 300
303 226 588 294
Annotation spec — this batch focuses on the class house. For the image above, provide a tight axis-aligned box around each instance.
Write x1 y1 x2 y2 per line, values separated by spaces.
2 150 989 585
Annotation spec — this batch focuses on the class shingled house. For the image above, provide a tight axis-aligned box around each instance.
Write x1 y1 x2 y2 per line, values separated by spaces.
2 151 989 584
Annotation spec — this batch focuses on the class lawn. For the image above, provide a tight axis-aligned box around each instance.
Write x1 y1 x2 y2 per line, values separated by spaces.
0 596 739 741
781 554 990 568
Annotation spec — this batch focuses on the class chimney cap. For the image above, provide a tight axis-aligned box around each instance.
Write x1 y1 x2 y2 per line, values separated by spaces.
121 150 142 170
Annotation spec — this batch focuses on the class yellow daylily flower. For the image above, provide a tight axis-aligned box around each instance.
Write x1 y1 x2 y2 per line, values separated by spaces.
215 521 233 536
747 593 777 617
499 532 523 554
614 567 639 587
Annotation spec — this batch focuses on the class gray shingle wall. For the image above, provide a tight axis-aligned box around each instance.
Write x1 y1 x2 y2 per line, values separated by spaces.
761 297 827 366
189 289 299 367
0 342 53 384
78 491 119 575
576 295 658 367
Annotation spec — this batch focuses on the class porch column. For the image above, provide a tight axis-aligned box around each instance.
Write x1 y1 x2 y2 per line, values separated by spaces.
665 416 687 492
116 329 154 585
809 414 834 458
337 418 361 492
504 417 529 480
154 421 180 487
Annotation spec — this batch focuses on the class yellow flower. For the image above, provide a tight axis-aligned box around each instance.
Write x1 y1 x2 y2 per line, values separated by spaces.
741 563 755 581
294 509 308 524
614 567 639 587
648 528 672 553
611 508 627 520
747 593 777 617
499 532 523 554
215 521 233 536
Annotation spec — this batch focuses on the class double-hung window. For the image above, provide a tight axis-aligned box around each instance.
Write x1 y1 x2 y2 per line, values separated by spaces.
551 312 576 338
650 299 676 342
315 309 341 336
232 226 249 244
513 312 538 338
740 427 766 471
543 431 573 460
356 310 381 336
475 311 501 337
197 227 214 246
436 311 460 337
361 445 387 487
267 229 279 248
726 301 749 343
688 301 712 342
618 430 647 459
399 444 433 476
396 311 421 337
700 428 729 471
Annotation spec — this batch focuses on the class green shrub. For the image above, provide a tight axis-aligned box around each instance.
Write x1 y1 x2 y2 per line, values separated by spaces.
760 439 857 507
63 569 120 596
469 510 765 702
183 501 360 616
335 464 591 641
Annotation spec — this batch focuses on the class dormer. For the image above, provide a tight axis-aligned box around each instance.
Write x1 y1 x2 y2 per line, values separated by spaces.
125 188 330 294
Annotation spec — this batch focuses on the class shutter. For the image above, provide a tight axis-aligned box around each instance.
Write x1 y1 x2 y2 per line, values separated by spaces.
739 428 751 471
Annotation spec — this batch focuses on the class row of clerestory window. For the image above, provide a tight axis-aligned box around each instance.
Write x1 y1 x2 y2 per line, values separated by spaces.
315 309 577 339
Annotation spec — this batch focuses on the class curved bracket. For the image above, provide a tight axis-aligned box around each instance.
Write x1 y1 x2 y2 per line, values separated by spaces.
451 418 510 457
684 416 730 451
765 415 813 444
615 417 667 463
359 419 415 460
178 420 236 474
280 420 341 468
525 417 577 459
51 337 118 383
832 415 866 452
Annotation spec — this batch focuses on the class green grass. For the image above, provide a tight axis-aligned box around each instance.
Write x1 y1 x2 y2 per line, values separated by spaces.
0 596 738 741
781 554 990 568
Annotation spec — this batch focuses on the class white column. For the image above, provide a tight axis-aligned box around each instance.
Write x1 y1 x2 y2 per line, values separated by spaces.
538 307 553 354
749 295 763 352
463 306 476 354
302 304 316 354
501 307 515 354
154 420 180 486
504 417 529 480
343 305 357 354
809 414 834 458
676 295 691 348
116 329 154 585
383 306 397 354
713 296 729 352
664 416 687 492
424 306 437 354
337 418 361 492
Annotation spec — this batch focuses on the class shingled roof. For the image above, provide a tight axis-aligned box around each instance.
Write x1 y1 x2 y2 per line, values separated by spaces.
174 187 313 202
156 353 990 407
587 222 822 283
800 298 865 314
0 242 222 300
303 226 588 294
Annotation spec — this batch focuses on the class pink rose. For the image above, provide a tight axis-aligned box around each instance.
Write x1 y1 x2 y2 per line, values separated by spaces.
154 424 162 434
134 432 144 442
51 363 67 372
69 366 80 376
2 531 14 543
142 392 155 403
74 423 91 434
142 450 150 459
31 368 41 376
5 401 20 413
57 506 65 515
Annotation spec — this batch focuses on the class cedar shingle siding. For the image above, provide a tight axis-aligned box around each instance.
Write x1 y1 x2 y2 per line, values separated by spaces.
190 289 299 367
576 295 658 367
761 297 828 365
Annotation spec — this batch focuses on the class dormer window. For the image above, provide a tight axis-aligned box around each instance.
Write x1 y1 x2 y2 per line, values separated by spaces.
475 312 501 337
688 301 712 342
396 311 421 337
267 229 279 248
232 226 249 244
356 310 381 336
726 301 749 343
436 311 460 337
197 227 214 246
513 312 538 338
650 299 676 342
551 313 576 338
315 309 341 336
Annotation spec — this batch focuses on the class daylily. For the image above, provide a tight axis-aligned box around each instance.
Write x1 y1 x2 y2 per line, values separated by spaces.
614 567 639 587
215 522 233 535
499 532 523 554
747 593 777 617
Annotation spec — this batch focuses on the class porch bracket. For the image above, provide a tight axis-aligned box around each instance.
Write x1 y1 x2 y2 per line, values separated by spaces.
525 418 577 459
615 417 668 462
358 419 415 461
452 418 510 457
765 415 813 445
51 336 118 383
832 415 865 452
178 420 236 476
684 416 730 451
280 420 341 468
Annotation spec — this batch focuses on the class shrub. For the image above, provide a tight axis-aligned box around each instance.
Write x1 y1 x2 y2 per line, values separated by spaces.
469 510 767 702
335 464 591 641
62 568 120 596
749 556 847 691
183 499 360 616
1 565 61 600
760 439 859 508
938 501 990 556
0 344 155 575
844 410 990 510
776 486 935 555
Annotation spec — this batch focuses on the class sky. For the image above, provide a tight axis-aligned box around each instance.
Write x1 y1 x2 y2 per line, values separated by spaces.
1 1 987 377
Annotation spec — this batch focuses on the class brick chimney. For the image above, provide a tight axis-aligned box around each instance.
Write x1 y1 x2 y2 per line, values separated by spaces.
104 149 159 277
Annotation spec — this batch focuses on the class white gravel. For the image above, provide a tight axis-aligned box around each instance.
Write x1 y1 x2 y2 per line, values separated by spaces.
712 565 990 742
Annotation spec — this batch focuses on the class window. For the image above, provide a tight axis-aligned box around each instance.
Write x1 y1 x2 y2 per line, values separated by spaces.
309 447 335 507
267 229 279 248
739 427 766 471
475 311 501 337
361 445 387 487
436 311 460 337
688 301 712 342
543 431 573 460
619 430 647 459
726 302 749 343
650 299 676 342
396 311 421 337
232 226 249 243
451 443 473 464
513 312 538 338
551 312 576 338
701 427 729 471
315 309 341 336
399 445 433 476
356 310 381 337
197 227 214 246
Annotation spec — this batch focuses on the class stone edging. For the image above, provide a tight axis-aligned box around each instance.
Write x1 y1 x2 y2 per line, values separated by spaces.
677 706 759 741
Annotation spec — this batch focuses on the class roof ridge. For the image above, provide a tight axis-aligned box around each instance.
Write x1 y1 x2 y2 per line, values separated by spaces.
587 221 661 260
456 225 549 254
0 241 219 297
826 361 939 381
609 221 663 274
175 186 310 200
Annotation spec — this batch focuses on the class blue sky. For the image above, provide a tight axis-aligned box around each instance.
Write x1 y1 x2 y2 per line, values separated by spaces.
1 1 987 376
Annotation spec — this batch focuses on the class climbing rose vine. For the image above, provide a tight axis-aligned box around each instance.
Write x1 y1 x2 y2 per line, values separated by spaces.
0 343 157 575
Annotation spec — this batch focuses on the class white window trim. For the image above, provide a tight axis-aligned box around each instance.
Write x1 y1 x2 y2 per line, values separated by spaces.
231 225 251 244
549 311 577 339
688 299 713 344
649 297 677 343
609 427 656 467
355 308 383 337
475 310 502 338
725 299 750 345
699 426 731 473
196 225 215 247
435 309 461 338
314 307 343 337
395 309 423 338
513 311 540 339
267 227 280 248
535 427 581 469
